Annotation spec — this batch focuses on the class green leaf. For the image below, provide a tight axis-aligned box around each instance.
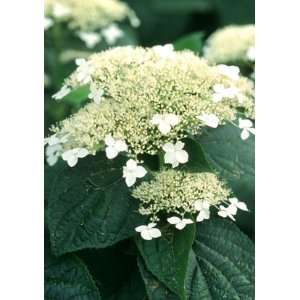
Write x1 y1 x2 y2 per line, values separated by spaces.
63 85 90 105
174 32 204 54
194 124 254 236
193 218 255 299
185 251 212 300
45 237 101 300
138 256 179 300
46 153 146 255
136 224 196 300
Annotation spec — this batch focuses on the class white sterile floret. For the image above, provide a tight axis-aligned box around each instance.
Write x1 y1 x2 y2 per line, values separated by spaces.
238 118 255 140
102 24 123 45
88 83 104 104
162 141 189 168
229 197 248 211
167 216 193 230
62 148 89 167
52 3 70 18
218 205 237 221
75 58 92 84
46 144 62 166
52 85 71 100
212 84 239 102
197 113 220 128
78 31 101 48
153 44 174 59
104 135 128 159
44 134 68 146
194 200 210 222
151 113 180 135
44 17 53 30
123 159 147 187
247 46 255 61
135 223 161 240
217 64 240 80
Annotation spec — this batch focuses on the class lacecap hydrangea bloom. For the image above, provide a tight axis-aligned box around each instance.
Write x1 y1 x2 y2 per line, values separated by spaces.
49 45 254 159
44 0 139 47
45 45 253 240
204 25 255 66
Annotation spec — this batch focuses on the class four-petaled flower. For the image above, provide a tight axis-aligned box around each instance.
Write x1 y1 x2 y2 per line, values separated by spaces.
44 134 68 146
75 58 92 84
102 24 123 45
52 85 71 100
167 216 193 230
212 84 239 102
229 197 248 211
247 46 255 61
218 205 237 221
153 44 174 59
151 113 180 135
238 118 255 140
88 83 104 104
194 200 210 222
123 159 147 187
197 113 220 128
217 64 240 80
78 31 101 49
104 135 128 159
162 141 189 168
62 148 89 167
135 223 161 240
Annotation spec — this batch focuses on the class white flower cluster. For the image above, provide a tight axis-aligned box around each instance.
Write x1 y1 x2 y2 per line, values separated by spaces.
135 197 248 240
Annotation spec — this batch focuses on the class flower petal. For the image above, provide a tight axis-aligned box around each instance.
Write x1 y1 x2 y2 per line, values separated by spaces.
167 216 180 224
135 166 147 178
125 175 136 187
135 225 148 233
149 228 161 238
175 150 188 164
141 230 153 240
241 129 250 140
162 142 175 152
106 146 118 159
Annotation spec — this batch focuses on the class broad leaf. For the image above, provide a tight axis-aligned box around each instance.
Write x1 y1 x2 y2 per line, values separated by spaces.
138 256 179 300
136 224 196 300
174 32 204 54
193 218 255 299
46 153 146 255
45 238 101 300
194 124 254 236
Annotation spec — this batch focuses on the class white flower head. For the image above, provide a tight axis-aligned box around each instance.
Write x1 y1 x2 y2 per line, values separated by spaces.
75 58 93 84
212 84 239 102
52 85 71 100
247 46 255 61
52 3 70 18
151 113 180 135
104 135 128 159
62 148 89 167
135 223 161 240
44 17 53 30
46 144 62 166
44 134 68 146
238 118 255 140
153 44 174 59
123 159 147 187
78 31 101 49
197 113 220 128
194 200 210 222
229 197 248 211
88 83 104 104
167 216 193 230
162 141 189 168
217 64 240 80
218 205 237 221
102 24 123 45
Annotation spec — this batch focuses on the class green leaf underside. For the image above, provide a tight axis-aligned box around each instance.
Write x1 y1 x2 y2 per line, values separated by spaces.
195 124 255 235
45 238 101 300
46 153 146 256
136 224 196 300
193 219 255 299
